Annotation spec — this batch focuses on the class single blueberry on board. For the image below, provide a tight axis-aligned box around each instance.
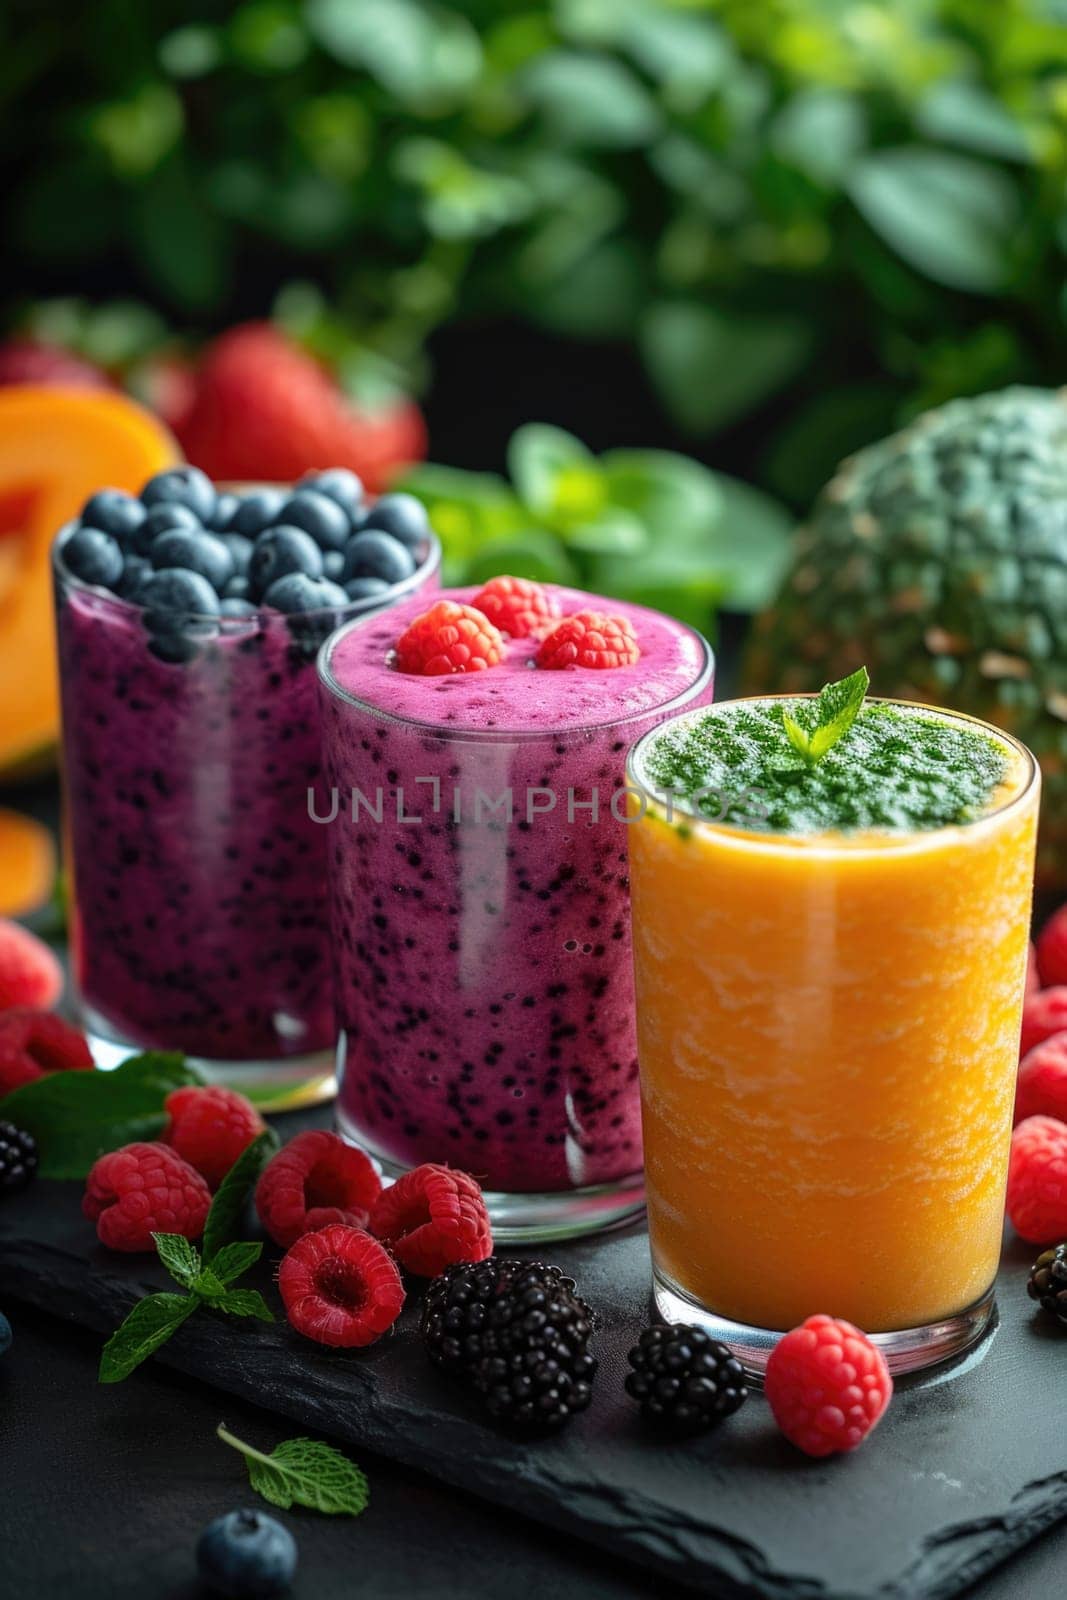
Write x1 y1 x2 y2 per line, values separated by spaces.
344 575 391 602
209 492 241 531
301 467 364 517
322 548 345 581
141 465 216 523
197 1509 297 1599
249 526 323 598
0 1311 11 1357
221 533 254 578
151 529 234 592
360 492 430 552
80 489 145 541
62 526 124 590
263 573 348 613
131 501 201 555
229 487 286 538
278 489 350 551
342 530 416 586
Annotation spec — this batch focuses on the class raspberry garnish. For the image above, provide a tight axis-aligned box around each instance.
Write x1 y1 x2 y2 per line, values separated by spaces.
1038 906 1067 987
1007 1115 1067 1243
764 1314 892 1457
469 576 561 640
1027 942 1041 996
1020 987 1067 1058
368 1163 493 1276
83 1141 212 1253
1016 1034 1067 1126
0 1009 94 1095
536 610 640 670
254 1129 382 1248
278 1223 405 1347
162 1085 267 1191
0 919 63 1011
395 599 505 676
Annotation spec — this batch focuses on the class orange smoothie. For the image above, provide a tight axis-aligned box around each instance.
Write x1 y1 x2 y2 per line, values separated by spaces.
627 695 1039 1356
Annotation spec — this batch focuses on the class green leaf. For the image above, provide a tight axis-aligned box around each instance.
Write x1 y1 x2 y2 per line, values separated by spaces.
463 530 577 587
786 668 870 765
218 1425 369 1516
640 304 810 434
849 147 1020 294
771 90 867 187
192 1268 228 1301
508 424 595 520
703 474 794 613
152 1233 201 1289
916 82 1034 166
207 1239 264 1286
99 1293 197 1384
308 0 481 111
521 51 660 148
213 1289 275 1323
0 1053 200 1179
131 154 230 311
559 508 647 557
203 1130 279 1262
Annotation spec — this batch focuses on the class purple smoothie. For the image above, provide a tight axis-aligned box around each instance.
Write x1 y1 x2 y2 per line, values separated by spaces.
54 533 439 1069
319 586 714 1195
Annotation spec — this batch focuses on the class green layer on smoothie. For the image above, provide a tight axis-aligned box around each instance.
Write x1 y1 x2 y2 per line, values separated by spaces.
638 698 1013 835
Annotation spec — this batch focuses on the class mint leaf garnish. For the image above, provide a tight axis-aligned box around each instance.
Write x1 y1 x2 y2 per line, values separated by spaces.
203 1129 279 1260
783 666 870 765
99 1293 198 1384
0 1052 202 1179
217 1424 369 1516
213 1289 274 1322
151 1232 201 1288
208 1240 263 1286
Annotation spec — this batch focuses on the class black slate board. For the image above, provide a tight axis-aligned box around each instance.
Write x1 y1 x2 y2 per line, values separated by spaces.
2 1131 1066 1600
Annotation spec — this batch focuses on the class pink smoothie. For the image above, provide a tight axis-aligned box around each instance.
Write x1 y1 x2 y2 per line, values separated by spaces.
319 587 714 1194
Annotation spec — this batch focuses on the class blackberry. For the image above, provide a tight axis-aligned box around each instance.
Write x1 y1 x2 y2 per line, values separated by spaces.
0 1121 38 1195
625 1324 748 1434
422 1258 597 1432
1028 1243 1067 1327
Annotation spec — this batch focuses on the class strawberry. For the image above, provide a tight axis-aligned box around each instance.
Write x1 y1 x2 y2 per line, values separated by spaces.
174 323 426 494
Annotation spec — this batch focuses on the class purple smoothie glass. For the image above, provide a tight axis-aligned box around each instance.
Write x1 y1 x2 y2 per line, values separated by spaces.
317 587 714 1239
53 514 440 1108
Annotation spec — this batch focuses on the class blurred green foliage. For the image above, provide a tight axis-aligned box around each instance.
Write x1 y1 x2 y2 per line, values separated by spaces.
6 0 1067 502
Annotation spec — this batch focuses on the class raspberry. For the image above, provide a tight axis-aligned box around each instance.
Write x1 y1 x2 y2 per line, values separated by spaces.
278 1223 404 1347
1016 1034 1067 1125
369 1163 493 1276
1020 987 1067 1058
536 610 640 670
1037 905 1067 988
83 1142 211 1252
1027 941 1041 996
764 1314 892 1457
1007 1115 1067 1243
395 599 505 676
0 1009 94 1095
0 921 63 1012
469 576 561 640
255 1130 381 1249
162 1085 267 1190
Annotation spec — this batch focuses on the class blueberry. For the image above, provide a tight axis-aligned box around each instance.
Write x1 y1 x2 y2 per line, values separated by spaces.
344 575 391 602
118 554 153 602
151 530 234 592
141 465 216 523
209 492 241 531
131 502 201 556
249 526 323 598
221 533 254 578
220 597 258 617
342 530 415 586
62 525 124 589
0 1312 11 1357
277 489 350 551
229 488 286 538
80 489 145 541
322 548 345 581
197 1508 297 1598
223 574 251 601
140 568 221 620
301 467 364 517
360 492 430 553
263 573 348 613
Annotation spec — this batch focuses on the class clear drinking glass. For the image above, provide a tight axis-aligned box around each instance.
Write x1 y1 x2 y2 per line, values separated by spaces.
52 516 440 1108
626 698 1039 1375
317 594 714 1240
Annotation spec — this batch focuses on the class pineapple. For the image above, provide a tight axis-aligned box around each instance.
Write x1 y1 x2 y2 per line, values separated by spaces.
744 387 1067 884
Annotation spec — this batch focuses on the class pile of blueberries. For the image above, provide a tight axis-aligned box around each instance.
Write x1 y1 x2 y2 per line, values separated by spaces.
60 464 433 661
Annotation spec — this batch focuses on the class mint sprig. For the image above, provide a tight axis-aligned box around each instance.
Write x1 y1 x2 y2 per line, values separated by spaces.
98 1131 278 1384
217 1424 370 1517
783 666 870 765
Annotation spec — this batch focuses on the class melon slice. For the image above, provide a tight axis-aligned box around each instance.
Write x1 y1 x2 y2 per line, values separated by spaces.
0 807 55 916
0 387 179 775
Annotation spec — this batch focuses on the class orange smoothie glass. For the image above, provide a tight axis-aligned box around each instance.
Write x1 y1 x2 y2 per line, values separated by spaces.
626 696 1039 1375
